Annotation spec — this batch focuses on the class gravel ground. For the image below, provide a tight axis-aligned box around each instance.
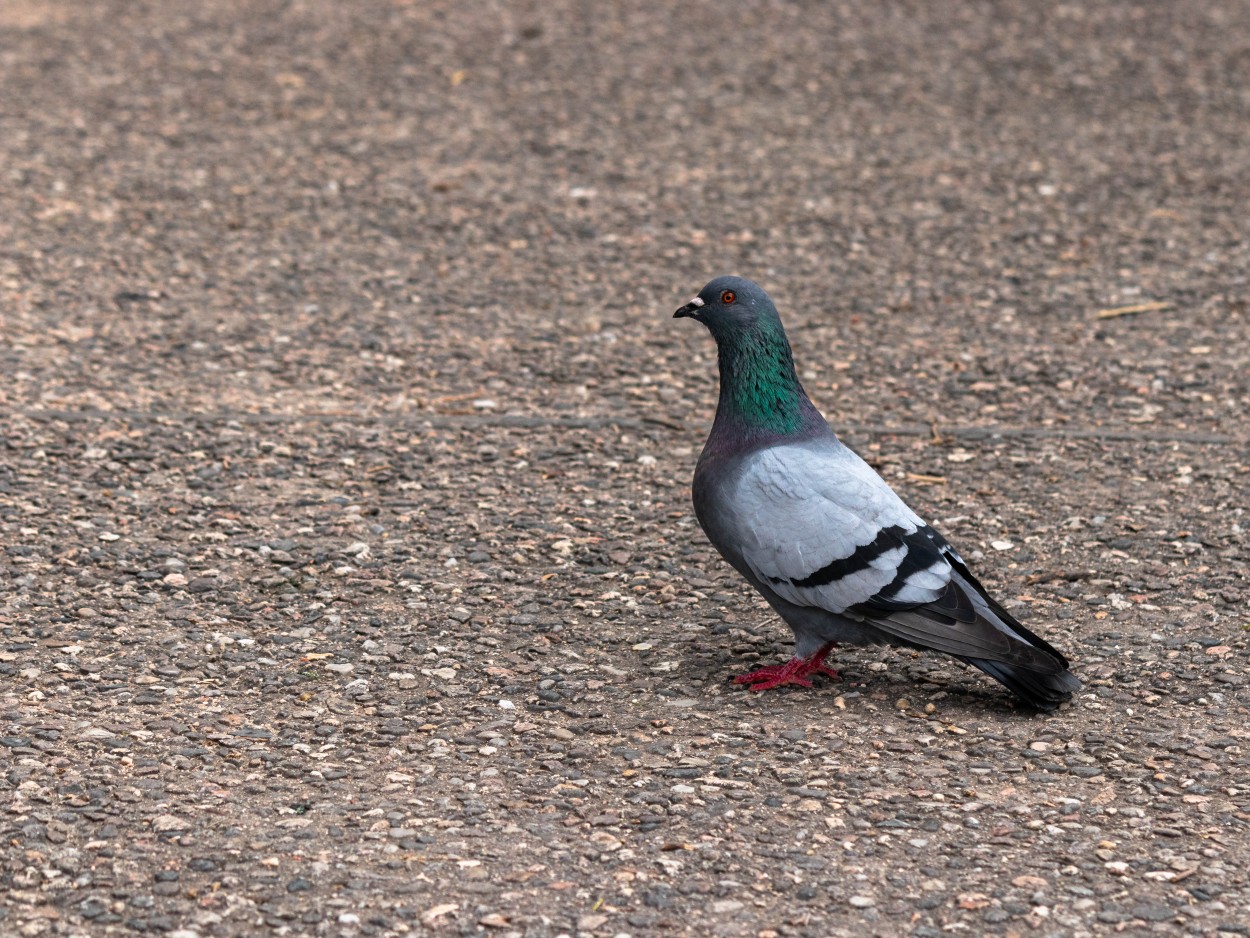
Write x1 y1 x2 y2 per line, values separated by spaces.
2 1 1249 936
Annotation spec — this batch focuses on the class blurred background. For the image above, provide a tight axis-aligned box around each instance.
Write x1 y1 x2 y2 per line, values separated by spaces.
5 1 1247 437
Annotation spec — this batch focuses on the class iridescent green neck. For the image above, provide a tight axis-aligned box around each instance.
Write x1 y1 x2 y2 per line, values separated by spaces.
714 320 813 435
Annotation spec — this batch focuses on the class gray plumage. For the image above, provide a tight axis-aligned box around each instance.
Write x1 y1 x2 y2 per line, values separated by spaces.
675 275 1081 710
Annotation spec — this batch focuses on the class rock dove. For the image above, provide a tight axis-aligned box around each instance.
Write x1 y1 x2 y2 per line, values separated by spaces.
674 275 1081 710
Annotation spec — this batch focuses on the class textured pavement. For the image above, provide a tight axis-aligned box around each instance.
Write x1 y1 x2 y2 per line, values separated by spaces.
1 2 1249 936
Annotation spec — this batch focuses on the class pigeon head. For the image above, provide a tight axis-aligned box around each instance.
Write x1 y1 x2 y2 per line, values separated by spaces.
674 276 824 438
673 275 780 335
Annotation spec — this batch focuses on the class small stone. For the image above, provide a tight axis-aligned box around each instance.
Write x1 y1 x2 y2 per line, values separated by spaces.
589 832 622 851
422 903 459 924
46 821 69 844
577 913 608 930
711 900 743 913
1130 903 1175 922
287 877 312 893
1012 875 1048 889
849 896 875 908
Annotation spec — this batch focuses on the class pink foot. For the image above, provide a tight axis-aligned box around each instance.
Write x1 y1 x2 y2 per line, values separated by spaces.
733 643 840 691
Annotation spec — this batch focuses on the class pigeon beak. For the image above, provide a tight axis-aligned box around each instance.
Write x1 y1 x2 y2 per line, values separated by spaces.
674 296 705 319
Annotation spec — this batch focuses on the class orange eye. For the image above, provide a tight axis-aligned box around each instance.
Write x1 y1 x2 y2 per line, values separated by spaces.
720 290 736 304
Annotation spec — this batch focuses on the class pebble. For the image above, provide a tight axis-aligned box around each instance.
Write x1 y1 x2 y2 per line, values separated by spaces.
151 815 190 832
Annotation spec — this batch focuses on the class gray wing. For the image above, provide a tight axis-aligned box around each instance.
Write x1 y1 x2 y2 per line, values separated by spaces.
725 443 949 615
721 443 1065 669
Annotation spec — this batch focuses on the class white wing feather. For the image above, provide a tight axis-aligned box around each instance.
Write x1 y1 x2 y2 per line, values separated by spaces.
725 444 951 613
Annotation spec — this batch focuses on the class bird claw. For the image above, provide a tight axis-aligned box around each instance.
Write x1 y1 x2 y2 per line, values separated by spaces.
732 644 840 691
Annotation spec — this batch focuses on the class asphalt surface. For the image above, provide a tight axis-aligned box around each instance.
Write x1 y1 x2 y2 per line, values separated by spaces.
2 1 1249 936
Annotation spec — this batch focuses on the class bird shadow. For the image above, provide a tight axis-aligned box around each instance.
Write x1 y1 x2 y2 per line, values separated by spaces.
697 643 1056 719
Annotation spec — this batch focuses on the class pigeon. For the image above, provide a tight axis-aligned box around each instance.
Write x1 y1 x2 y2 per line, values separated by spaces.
674 275 1081 710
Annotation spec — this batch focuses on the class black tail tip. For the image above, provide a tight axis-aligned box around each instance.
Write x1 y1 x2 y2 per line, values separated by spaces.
964 659 1083 711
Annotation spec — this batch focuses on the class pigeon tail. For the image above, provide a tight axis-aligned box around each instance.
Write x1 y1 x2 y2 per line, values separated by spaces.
960 657 1083 711
948 562 1082 709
